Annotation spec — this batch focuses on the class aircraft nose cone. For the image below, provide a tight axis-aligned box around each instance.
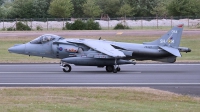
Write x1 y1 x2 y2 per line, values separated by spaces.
8 44 25 54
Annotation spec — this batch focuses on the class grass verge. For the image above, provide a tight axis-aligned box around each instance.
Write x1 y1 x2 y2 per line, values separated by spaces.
0 87 199 112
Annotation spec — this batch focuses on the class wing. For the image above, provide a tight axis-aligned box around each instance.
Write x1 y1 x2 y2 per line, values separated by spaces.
67 39 125 58
84 40 125 58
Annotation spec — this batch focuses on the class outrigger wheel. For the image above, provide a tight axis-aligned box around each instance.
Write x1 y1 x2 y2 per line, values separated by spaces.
116 67 120 71
105 65 120 73
113 66 120 73
113 68 117 73
63 64 72 72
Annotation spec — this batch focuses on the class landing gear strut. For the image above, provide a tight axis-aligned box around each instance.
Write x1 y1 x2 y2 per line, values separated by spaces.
112 66 120 73
60 61 71 72
105 65 120 73
113 58 119 73
116 66 120 71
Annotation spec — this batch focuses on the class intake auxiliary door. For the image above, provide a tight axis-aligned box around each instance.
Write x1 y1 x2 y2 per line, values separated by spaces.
52 43 60 58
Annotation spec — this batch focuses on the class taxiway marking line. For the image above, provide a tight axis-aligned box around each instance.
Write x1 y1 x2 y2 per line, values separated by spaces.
0 64 200 67
0 72 63 74
0 72 142 74
137 64 200 66
0 83 200 85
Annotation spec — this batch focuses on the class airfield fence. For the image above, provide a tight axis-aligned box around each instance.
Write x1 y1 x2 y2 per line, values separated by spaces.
0 16 200 30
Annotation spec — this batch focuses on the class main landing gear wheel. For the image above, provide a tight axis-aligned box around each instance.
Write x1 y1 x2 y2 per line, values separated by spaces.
106 65 114 72
62 64 72 72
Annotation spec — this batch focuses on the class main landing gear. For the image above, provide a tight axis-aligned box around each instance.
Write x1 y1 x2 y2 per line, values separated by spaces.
60 60 120 73
60 61 71 72
105 65 120 73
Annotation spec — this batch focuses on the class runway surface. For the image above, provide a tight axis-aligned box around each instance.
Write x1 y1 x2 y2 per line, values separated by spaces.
0 63 200 96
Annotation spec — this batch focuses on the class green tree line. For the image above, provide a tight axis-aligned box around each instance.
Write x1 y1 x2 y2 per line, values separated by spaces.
0 0 200 19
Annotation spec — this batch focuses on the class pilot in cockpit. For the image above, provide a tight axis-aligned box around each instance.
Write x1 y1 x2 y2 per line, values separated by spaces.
30 34 58 44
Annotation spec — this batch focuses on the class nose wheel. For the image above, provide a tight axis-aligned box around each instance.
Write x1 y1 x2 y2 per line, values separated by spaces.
62 64 71 72
60 61 71 72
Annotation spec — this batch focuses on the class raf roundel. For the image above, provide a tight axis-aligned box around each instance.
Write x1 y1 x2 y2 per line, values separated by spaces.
168 37 173 43
58 47 63 51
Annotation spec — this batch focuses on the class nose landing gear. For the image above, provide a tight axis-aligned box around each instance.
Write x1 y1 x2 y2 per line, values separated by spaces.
63 64 71 72
60 61 71 72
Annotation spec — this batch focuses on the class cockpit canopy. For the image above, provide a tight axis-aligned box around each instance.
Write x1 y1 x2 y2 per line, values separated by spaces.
30 34 64 44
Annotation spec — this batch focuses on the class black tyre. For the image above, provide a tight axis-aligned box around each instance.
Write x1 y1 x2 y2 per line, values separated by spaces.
106 65 114 72
116 67 121 71
113 69 117 73
63 64 72 72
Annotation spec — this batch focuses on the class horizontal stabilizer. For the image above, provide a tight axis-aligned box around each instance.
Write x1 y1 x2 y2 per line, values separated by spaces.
159 46 181 57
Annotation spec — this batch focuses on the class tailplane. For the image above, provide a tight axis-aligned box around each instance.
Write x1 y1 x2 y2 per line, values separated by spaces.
159 46 181 57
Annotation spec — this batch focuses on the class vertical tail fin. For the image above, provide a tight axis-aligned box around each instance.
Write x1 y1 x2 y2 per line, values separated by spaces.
144 24 184 48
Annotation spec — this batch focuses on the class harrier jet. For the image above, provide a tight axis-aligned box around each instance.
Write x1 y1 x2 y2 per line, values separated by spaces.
8 24 191 73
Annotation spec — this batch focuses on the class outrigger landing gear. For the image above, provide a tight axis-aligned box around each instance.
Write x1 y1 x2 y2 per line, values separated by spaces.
113 65 121 73
105 59 121 73
113 66 120 73
60 61 71 72
113 58 119 73
116 66 120 71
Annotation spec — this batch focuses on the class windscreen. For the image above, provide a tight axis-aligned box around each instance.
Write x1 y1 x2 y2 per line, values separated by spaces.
30 35 56 44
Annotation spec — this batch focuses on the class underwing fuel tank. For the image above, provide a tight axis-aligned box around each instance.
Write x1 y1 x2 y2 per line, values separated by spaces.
62 57 136 66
